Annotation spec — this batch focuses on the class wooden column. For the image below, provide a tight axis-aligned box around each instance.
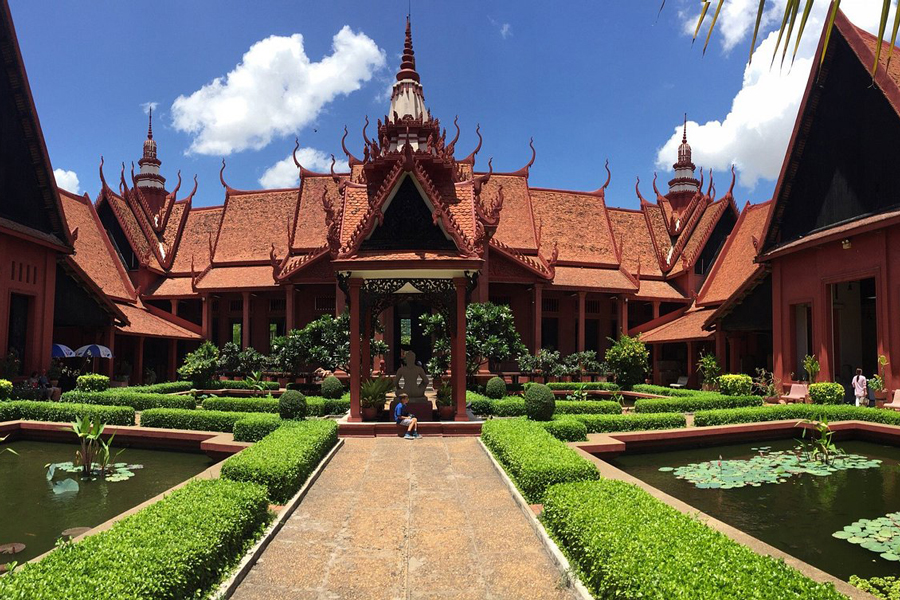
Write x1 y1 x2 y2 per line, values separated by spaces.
533 284 543 353
619 297 630 337
686 341 696 387
715 327 726 369
201 295 210 339
285 285 295 332
135 336 145 385
242 291 251 349
335 282 346 316
104 325 116 378
170 299 178 317
653 301 661 320
361 311 372 379
577 291 586 353
453 277 468 420
348 279 362 422
167 339 178 382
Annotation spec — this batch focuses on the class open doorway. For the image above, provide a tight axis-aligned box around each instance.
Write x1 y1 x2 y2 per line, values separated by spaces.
393 301 432 371
831 278 877 393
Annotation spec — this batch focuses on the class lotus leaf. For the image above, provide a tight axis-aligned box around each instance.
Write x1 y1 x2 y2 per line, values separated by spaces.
833 512 900 562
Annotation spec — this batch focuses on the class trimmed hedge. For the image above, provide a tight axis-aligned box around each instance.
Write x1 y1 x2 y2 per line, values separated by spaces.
61 390 196 411
307 397 350 416
127 381 194 394
470 396 621 417
694 404 900 427
634 394 763 413
544 382 619 391
485 376 507 399
539 418 588 442
0 400 135 426
320 376 344 399
718 373 753 396
140 408 255 432
525 383 555 420
631 384 700 397
564 412 686 433
233 414 283 442
76 374 110 392
222 419 338 503
0 478 269 600
543 480 844 600
809 382 844 405
481 418 598 503
203 396 279 413
0 378 12 400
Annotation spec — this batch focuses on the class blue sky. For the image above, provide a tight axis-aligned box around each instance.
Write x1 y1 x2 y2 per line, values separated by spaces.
9 0 895 209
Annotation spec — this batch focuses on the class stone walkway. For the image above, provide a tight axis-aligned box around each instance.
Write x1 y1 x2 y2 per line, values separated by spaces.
232 437 578 600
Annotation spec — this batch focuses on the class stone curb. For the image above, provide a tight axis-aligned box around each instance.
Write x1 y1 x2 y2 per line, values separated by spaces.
212 438 345 599
476 439 593 600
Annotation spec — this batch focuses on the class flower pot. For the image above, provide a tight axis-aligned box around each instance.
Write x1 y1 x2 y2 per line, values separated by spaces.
437 405 455 420
362 406 379 421
876 399 886 409
277 377 288 387
874 390 887 401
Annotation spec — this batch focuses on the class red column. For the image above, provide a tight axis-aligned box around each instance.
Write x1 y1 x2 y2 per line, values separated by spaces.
619 297 630 337
577 291 586 353
135 336 145 385
335 282 346 316
201 295 210 339
653 301 661 320
242 291 251 349
361 311 372 379
453 277 468 421
715 327 726 369
168 339 178 382
170 299 178 317
772 261 785 387
533 283 543 353
686 341 696 388
104 325 116 378
285 285 295 332
348 279 362 422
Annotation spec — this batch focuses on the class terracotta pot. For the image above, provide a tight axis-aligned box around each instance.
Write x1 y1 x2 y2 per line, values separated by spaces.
362 406 379 421
437 405 455 420
874 390 887 401
876 400 886 409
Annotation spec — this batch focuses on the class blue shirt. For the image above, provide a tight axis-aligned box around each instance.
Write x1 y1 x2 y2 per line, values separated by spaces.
394 402 407 423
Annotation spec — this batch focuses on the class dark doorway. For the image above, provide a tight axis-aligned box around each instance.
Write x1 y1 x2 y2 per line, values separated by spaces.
7 293 29 374
831 278 878 390
394 301 432 370
585 319 600 353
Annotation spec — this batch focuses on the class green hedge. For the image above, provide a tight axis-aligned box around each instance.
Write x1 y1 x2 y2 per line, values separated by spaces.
0 478 269 600
127 381 194 394
140 408 255 432
631 384 700 397
470 396 621 417
76 374 110 392
543 480 843 599
233 414 283 442
222 419 338 503
61 390 196 411
480 419 598 503
307 397 350 416
694 404 900 427
717 374 753 396
203 396 279 413
635 394 763 413
539 418 588 442
809 382 844 405
564 412 686 433
544 382 619 391
0 378 12 400
0 400 134 426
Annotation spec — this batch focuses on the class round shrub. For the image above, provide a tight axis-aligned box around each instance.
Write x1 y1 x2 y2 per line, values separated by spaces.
0 379 12 400
75 374 110 392
542 418 588 442
485 376 507 399
279 390 307 420
717 374 753 396
809 382 844 405
320 376 344 399
524 383 555 421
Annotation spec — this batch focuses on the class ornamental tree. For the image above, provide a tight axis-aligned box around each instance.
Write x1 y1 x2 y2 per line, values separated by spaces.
604 334 650 390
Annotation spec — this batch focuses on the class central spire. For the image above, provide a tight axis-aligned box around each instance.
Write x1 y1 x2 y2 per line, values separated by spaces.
388 17 428 124
396 16 420 83
668 113 699 197
136 108 166 190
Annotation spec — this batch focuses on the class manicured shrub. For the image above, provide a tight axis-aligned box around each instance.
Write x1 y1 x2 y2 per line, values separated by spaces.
604 334 649 389
140 408 255 432
634 394 763 413
320 375 344 399
632 384 701 397
61 390 196 411
556 400 621 415
481 418 598 503
0 400 134 425
0 378 12 400
809 382 845 405
565 412 686 433
542 480 844 600
222 419 338 503
207 380 279 391
467 391 492 416
279 390 307 420
524 383 555 421
76 374 110 392
467 395 620 417
545 382 619 391
540 418 588 442
693 404 900 427
307 396 350 416
127 381 194 394
484 376 507 399
202 396 279 413
177 341 219 387
0 478 269 600
717 373 753 396
233 414 283 442
850 575 900 600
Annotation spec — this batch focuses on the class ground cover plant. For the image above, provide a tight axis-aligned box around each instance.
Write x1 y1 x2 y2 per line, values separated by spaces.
0 478 269 600
542 479 845 600
61 390 196 411
564 412 686 433
480 418 598 503
834 512 900 563
694 405 900 427
221 419 338 503
0 401 134 425
850 575 900 600
634 394 763 413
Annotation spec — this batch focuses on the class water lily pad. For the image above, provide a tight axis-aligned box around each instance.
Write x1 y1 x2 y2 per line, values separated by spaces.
880 552 900 561
832 531 852 539
657 467 674 472
833 511 900 562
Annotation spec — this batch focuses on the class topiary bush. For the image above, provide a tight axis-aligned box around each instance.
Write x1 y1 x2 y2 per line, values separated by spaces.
484 376 507 399
202 397 279 413
540 418 588 442
604 334 650 390
0 378 11 400
523 383 555 421
320 375 344 399
279 390 307 420
76 374 110 392
693 404 900 427
809 382 844 405
631 384 700 397
717 374 753 396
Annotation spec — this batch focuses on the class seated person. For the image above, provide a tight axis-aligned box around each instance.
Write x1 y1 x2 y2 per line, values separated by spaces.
39 370 61 401
393 393 420 439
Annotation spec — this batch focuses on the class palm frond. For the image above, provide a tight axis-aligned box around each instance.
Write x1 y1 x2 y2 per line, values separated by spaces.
820 0 841 68
887 0 900 69
792 0 816 67
703 0 727 56
748 0 768 64
873 0 892 74
771 0 795 68
693 1 712 46
780 0 801 69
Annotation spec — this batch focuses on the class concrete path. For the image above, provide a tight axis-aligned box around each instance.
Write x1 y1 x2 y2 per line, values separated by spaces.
231 437 578 600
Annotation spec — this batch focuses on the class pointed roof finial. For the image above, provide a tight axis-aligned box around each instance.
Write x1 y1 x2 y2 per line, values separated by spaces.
682 113 687 144
396 16 420 82
148 107 153 140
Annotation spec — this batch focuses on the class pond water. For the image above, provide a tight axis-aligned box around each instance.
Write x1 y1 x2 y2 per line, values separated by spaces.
0 440 213 564
611 439 900 582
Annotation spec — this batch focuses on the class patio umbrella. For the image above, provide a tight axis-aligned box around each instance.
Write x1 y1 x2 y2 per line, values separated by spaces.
74 344 113 359
51 344 75 358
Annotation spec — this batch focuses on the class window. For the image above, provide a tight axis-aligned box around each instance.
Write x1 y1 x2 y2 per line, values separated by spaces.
400 318 412 346
542 298 560 313
269 298 286 312
586 299 601 314
231 321 242 345
229 299 243 312
7 294 28 375
315 296 336 312
269 319 285 346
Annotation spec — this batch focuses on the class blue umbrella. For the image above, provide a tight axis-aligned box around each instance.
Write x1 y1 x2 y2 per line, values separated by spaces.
51 344 75 358
74 344 113 359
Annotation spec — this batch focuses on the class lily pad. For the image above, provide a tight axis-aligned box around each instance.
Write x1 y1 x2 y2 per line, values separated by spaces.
833 511 900 562
657 467 674 472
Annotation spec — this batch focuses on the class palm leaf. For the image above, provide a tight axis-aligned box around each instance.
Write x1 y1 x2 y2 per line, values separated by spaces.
820 0 841 68
791 0 816 67
780 0 801 69
748 0 768 63
693 1 712 46
887 0 900 69
872 0 892 74
703 0 726 56
657 0 666 23
771 0 796 67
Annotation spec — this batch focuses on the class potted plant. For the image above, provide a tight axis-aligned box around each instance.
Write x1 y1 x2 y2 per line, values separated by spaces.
870 354 889 407
698 353 721 391
360 376 393 421
753 368 782 403
802 354 820 384
436 383 454 420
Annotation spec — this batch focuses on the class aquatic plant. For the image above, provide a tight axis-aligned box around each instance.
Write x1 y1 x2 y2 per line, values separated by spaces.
796 418 840 464
834 513 900 563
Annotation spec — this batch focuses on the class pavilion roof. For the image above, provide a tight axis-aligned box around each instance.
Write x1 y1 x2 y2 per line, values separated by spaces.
115 300 201 340
640 307 716 344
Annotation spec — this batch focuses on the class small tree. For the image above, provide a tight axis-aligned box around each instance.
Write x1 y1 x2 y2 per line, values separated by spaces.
178 341 219 387
237 347 267 377
604 334 650 390
698 353 721 389
802 354 820 383
297 313 351 372
217 342 241 376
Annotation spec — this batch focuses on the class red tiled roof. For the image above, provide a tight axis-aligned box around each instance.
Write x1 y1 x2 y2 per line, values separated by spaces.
194 265 276 290
145 276 194 298
642 204 672 270
214 189 298 263
115 301 201 340
484 175 537 251
169 207 223 274
530 189 617 265
634 279 687 301
699 201 772 306
292 177 339 251
640 307 716 344
550 266 636 291
58 189 134 301
667 198 731 278
608 208 663 277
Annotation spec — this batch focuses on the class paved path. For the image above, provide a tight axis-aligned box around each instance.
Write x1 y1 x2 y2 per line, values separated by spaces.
232 437 578 600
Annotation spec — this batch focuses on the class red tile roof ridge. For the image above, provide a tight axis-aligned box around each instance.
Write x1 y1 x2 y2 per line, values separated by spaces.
490 237 552 279
641 203 671 272
96 185 159 271
487 138 537 178
682 196 739 268
276 244 330 280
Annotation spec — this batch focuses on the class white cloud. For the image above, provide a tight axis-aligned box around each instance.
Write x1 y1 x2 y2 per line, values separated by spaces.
660 0 897 191
259 148 349 189
54 169 81 194
500 23 513 39
171 27 385 156
140 101 159 115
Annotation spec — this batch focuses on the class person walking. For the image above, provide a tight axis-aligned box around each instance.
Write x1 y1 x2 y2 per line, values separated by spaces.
852 368 868 407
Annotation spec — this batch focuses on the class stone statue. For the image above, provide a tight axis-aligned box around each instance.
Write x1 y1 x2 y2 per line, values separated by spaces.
394 350 429 401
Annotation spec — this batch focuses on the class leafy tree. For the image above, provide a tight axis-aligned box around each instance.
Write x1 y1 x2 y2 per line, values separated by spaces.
216 342 241 376
270 312 390 374
604 334 650 390
178 341 219 387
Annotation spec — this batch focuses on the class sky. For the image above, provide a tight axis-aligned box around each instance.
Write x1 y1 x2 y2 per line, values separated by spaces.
10 0 897 209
